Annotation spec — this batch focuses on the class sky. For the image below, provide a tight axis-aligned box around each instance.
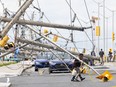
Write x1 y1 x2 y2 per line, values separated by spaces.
0 0 116 55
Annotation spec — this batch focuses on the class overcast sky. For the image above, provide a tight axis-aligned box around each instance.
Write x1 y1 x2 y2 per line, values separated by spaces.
0 0 116 55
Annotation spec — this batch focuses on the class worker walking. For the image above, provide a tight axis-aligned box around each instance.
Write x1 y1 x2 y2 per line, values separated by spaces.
99 49 104 65
71 53 85 82
90 50 96 66
108 49 113 62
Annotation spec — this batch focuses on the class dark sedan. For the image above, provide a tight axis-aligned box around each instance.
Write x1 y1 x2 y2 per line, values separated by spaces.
34 59 50 71
49 59 73 73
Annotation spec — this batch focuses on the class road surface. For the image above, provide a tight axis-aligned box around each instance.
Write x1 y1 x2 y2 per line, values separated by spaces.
0 67 116 87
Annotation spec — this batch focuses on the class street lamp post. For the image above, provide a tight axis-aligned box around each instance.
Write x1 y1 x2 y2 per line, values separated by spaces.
103 0 105 54
106 17 109 61
92 0 105 55
93 12 110 57
98 2 100 55
105 7 116 53
112 11 114 51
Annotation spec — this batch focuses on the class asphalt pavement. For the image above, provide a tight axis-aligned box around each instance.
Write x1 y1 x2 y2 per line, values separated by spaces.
0 61 33 87
5 67 116 87
0 61 116 87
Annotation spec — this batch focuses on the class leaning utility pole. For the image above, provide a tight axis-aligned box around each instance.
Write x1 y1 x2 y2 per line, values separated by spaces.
0 0 33 38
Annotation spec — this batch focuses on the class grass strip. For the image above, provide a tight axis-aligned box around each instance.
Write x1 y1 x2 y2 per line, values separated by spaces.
0 62 17 67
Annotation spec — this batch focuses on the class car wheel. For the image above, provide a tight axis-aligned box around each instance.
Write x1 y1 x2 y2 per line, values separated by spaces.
69 70 72 73
35 68 38 71
49 68 52 74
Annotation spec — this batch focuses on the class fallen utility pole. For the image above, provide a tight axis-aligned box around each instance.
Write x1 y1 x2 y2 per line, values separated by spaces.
18 55 36 59
49 49 72 72
23 47 49 52
0 43 28 58
17 37 57 49
0 0 33 38
16 38 100 61
0 32 50 58
51 33 72 42
0 48 37 55
0 16 92 31
25 25 100 75
19 51 37 56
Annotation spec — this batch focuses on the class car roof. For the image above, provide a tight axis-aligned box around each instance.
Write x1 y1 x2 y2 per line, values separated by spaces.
35 58 48 62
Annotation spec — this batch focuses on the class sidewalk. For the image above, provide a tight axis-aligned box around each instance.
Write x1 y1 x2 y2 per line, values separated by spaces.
0 83 11 87
0 61 33 87
104 62 116 66
90 62 116 74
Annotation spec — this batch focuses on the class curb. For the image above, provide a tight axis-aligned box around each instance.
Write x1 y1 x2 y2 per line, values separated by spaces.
0 82 11 87
0 65 32 87
19 65 32 76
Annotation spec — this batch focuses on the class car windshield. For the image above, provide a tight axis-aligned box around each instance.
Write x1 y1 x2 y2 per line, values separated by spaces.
48 52 73 60
36 55 49 60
